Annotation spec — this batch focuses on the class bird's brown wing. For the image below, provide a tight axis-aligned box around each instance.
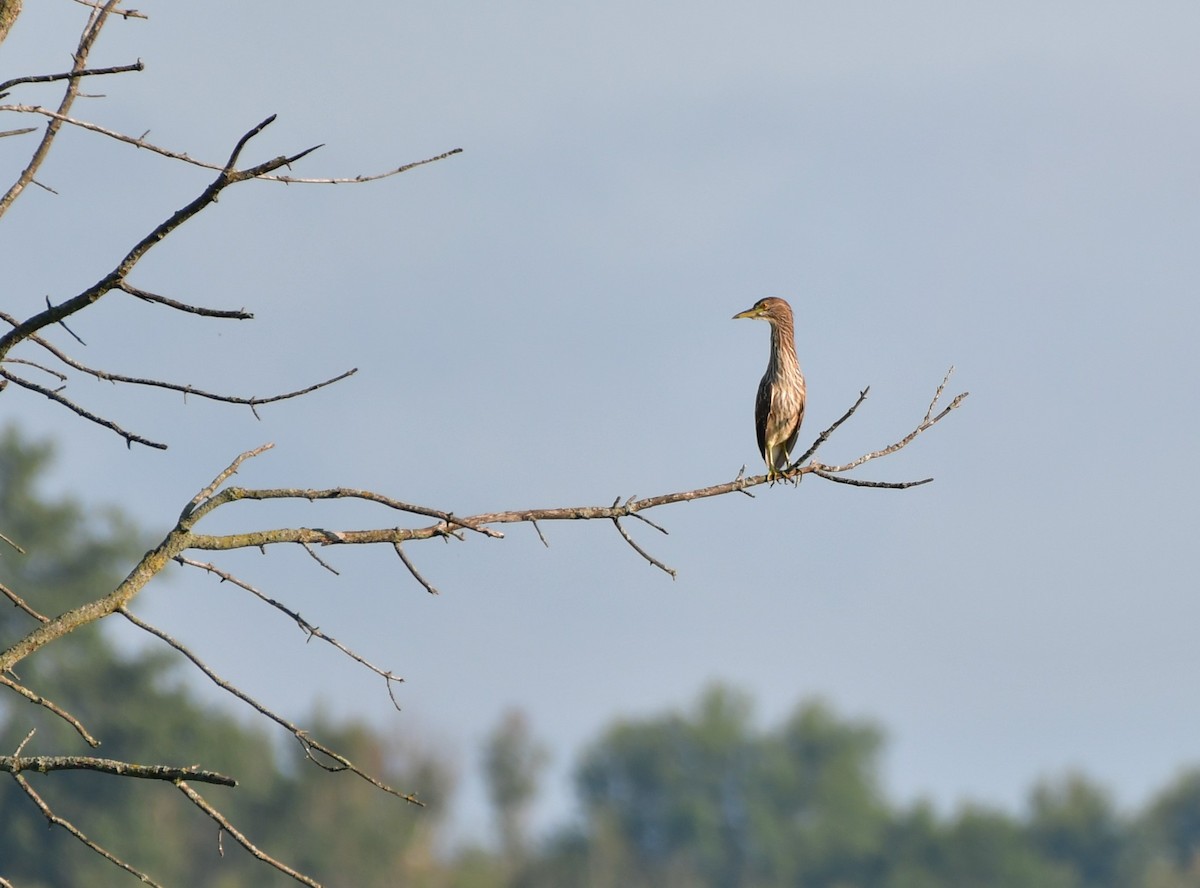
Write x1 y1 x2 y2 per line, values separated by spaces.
782 399 804 463
754 375 770 462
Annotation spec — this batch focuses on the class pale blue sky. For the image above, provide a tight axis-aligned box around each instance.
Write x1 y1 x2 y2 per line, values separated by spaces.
4 1 1199 843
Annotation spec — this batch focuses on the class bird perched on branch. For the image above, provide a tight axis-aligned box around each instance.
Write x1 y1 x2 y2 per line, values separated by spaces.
732 297 806 480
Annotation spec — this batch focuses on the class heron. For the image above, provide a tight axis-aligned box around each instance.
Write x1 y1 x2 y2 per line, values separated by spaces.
732 297 806 480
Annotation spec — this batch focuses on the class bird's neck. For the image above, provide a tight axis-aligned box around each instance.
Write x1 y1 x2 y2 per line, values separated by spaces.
769 320 799 369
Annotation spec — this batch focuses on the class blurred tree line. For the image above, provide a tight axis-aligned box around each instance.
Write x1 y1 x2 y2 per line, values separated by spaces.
4 425 1200 887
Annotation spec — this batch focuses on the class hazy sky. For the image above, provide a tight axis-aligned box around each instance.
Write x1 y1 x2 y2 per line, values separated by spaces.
4 1 1199 843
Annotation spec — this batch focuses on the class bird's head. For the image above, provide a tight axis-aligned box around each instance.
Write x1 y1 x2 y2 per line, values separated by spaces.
732 297 793 323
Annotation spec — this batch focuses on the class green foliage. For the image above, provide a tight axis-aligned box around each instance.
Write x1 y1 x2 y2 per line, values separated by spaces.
572 685 887 888
536 686 1200 888
484 708 550 860
886 804 1079 888
1027 773 1126 887
1137 769 1200 885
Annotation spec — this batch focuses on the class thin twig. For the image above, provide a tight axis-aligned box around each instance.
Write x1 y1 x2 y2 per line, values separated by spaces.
11 325 356 414
182 443 275 519
172 557 404 709
69 0 148 19
49 295 86 346
0 531 25 555
809 470 933 489
811 390 968 476
12 772 164 887
177 782 320 887
300 543 339 574
0 369 166 449
924 365 955 424
790 386 870 468
0 61 144 95
2 356 67 381
0 579 48 622
118 283 253 319
0 103 461 185
612 518 676 578
13 729 35 757
629 511 669 535
119 607 422 805
0 675 98 745
265 148 464 184
394 543 439 595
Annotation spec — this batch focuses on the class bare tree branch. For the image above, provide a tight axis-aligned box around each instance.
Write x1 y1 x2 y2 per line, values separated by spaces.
300 542 340 574
0 96 445 464
0 0 120 217
0 102 462 185
173 556 405 710
183 442 276 518
2 356 68 381
924 365 956 424
0 368 167 449
0 60 143 96
177 781 320 888
0 674 98 745
790 386 870 468
809 470 933 489
11 770 164 888
0 579 46 621
119 607 423 806
117 282 253 318
69 0 147 20
808 375 968 477
48 295 86 345
394 542 440 595
0 371 964 684
0 115 313 361
1 753 235 786
0 529 25 554
2 323 357 415
186 482 504 538
264 147 464 185
612 517 677 578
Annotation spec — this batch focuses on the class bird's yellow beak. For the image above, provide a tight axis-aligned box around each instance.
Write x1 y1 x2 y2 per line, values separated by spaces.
732 306 759 320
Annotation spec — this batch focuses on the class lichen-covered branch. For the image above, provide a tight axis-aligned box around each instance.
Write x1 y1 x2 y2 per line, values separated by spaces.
0 371 967 684
1 753 235 786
